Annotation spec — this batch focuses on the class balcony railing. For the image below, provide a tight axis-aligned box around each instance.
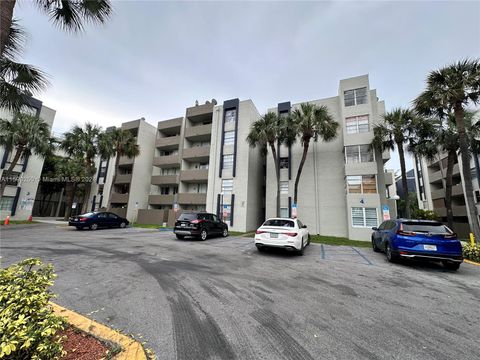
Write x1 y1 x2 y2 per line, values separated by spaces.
178 193 207 205
148 194 175 205
156 135 180 149
180 169 208 182
110 192 129 204
151 175 179 185
118 156 135 165
182 146 210 161
114 174 132 184
153 154 180 167
184 124 212 139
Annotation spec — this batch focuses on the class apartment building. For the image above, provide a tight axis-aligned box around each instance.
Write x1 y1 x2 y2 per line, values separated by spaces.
88 118 156 221
265 75 391 241
0 97 56 220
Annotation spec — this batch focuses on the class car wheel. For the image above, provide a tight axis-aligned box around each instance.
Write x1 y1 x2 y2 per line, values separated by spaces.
222 228 228 237
307 234 311 246
372 237 380 252
199 229 208 241
297 239 304 256
385 242 397 263
176 234 185 240
256 245 265 252
89 223 98 231
119 222 126 228
443 261 460 271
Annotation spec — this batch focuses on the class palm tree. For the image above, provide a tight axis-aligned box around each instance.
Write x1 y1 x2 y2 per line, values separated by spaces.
247 112 284 217
290 103 338 206
414 59 480 242
56 155 87 220
60 123 105 213
372 108 423 219
1 20 49 113
0 112 52 199
98 128 140 208
1 0 113 56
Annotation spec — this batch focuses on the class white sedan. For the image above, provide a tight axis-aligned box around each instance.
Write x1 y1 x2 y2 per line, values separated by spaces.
254 218 310 255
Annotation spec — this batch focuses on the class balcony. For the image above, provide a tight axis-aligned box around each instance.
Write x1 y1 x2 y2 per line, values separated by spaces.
156 135 180 149
153 154 180 167
180 169 208 183
148 194 175 205
436 206 467 217
178 193 207 205
184 124 212 141
114 174 132 184
429 170 443 183
157 117 182 131
110 193 129 204
118 156 135 166
182 146 210 162
151 175 179 185
186 103 214 119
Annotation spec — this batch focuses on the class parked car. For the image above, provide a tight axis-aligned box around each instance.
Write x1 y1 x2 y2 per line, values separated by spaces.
254 218 310 255
174 212 228 240
371 219 463 270
68 212 129 230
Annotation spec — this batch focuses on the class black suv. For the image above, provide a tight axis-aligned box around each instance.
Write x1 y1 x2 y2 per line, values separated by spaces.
174 212 228 240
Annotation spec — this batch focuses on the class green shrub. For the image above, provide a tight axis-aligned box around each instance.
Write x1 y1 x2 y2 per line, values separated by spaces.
411 209 438 221
463 243 480 263
0 259 66 359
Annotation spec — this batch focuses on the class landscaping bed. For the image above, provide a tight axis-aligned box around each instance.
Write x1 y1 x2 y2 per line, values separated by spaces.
60 327 112 360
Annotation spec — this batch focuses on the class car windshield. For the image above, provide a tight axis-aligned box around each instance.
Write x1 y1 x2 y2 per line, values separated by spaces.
179 213 198 221
80 213 94 218
263 219 294 228
402 222 451 233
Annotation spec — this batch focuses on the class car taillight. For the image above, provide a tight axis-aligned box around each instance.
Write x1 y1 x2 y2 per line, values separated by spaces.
256 230 266 234
284 232 298 237
79 217 88 221
191 219 203 224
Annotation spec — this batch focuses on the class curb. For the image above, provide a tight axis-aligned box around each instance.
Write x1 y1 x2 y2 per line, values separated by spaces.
464 259 480 266
50 302 147 360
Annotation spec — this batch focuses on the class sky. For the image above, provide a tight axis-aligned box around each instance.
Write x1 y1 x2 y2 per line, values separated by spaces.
12 0 480 173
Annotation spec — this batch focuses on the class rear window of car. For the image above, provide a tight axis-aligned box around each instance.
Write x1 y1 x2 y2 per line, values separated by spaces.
263 219 294 228
179 213 198 221
402 222 451 233
80 213 94 218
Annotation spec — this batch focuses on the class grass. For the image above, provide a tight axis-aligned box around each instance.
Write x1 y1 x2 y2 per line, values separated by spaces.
131 223 167 229
229 231 255 237
1 220 39 226
309 235 370 247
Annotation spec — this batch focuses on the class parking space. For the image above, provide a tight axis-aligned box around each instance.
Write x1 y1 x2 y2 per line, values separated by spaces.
1 223 480 359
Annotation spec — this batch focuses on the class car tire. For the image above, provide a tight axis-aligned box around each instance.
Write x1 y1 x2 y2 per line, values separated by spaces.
256 245 265 252
119 222 126 228
222 228 228 237
199 229 208 241
385 242 398 263
372 237 380 252
176 234 185 240
307 234 311 246
443 261 460 271
89 223 98 231
297 239 305 256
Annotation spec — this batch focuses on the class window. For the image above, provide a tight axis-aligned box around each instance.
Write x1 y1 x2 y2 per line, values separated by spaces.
345 115 369 134
280 181 289 194
224 131 235 146
345 145 374 164
197 183 207 193
160 187 170 195
344 87 368 107
212 214 219 222
0 196 14 211
279 157 289 169
297 220 304 228
193 141 210 147
280 207 289 218
223 155 234 170
108 213 118 219
347 175 377 194
222 179 233 194
162 167 179 175
221 204 232 222
225 109 236 123
198 163 209 169
161 149 178 156
4 171 20 186
263 218 294 227
351 207 378 227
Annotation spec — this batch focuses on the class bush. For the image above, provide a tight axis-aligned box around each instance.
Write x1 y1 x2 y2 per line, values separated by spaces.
0 259 65 359
411 209 438 220
463 243 480 263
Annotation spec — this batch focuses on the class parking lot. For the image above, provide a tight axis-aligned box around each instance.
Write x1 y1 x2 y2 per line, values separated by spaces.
2 223 480 359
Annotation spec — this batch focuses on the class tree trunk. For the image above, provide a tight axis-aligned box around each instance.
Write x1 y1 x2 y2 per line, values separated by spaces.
444 150 455 229
107 154 120 210
455 103 480 244
63 182 76 220
269 143 280 217
0 148 22 200
294 140 310 205
397 142 410 218
82 182 92 213
0 0 16 57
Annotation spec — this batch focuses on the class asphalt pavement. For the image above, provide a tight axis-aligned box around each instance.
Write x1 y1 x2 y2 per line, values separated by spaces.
1 223 479 360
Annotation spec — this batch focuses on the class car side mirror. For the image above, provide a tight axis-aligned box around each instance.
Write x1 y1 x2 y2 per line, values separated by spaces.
372 227 378 231
302 225 307 228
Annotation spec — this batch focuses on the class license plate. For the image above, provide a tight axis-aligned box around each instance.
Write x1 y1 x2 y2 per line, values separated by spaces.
270 233 278 238
181 223 186 227
423 245 437 251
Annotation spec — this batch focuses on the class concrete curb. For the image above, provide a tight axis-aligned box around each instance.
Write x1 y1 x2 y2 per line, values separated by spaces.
50 302 148 360
464 259 480 266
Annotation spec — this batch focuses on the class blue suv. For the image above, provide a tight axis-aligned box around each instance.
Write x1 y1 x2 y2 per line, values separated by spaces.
371 219 463 270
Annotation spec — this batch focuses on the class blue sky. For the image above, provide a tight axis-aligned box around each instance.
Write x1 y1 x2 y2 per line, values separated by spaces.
13 0 480 172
